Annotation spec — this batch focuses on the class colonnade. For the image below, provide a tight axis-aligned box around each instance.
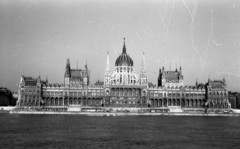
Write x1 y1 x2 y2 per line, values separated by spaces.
111 88 141 96
149 98 206 108
42 97 103 107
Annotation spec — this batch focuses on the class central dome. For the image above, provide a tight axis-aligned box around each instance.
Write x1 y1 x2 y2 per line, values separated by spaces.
115 39 134 67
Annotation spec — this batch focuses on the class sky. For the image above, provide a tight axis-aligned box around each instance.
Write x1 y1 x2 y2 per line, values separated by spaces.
0 0 239 92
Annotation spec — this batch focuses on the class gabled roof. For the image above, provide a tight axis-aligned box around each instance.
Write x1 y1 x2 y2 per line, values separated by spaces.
23 76 38 86
94 80 104 86
210 80 224 88
71 69 83 78
164 71 179 81
148 82 156 88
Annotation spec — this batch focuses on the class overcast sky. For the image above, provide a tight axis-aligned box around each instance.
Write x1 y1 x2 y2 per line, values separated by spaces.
0 0 239 92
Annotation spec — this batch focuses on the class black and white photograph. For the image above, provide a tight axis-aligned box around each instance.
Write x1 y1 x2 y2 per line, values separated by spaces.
0 0 240 148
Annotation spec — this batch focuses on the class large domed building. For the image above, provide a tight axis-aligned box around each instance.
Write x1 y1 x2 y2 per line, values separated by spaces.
110 39 139 86
103 38 148 107
15 39 231 113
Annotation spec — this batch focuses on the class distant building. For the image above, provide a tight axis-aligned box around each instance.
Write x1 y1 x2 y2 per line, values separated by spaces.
228 92 237 109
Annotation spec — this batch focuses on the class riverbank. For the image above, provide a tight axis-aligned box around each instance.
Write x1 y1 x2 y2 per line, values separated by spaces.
0 106 15 112
10 110 240 116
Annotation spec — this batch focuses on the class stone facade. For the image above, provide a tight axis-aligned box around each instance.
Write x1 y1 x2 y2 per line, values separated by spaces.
17 76 41 107
103 39 148 107
205 78 231 111
16 39 232 112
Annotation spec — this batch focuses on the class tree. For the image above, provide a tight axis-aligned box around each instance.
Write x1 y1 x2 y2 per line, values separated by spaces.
0 95 9 106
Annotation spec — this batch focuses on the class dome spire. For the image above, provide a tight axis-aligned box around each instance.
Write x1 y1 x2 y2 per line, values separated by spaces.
123 38 126 53
115 38 133 66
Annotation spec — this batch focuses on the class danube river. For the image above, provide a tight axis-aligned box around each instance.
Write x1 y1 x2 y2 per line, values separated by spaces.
0 114 240 149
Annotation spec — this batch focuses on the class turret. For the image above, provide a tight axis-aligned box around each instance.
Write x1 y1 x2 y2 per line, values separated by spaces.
19 75 24 88
196 79 198 86
223 77 226 86
158 68 162 87
46 76 48 84
179 66 182 75
64 59 71 86
37 75 41 86
65 59 71 78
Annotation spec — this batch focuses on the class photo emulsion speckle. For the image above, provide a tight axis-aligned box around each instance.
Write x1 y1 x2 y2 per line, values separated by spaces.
0 0 240 149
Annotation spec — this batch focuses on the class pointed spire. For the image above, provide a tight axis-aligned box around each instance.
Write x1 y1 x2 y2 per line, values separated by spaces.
180 61 182 71
65 58 71 77
142 52 145 67
107 51 110 65
46 76 48 84
123 38 126 53
105 51 110 73
66 58 70 68
196 79 198 86
176 63 178 72
85 59 88 70
38 71 41 80
223 75 226 85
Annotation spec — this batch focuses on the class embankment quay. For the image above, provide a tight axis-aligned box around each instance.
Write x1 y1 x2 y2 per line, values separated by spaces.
9 111 240 116
9 106 240 116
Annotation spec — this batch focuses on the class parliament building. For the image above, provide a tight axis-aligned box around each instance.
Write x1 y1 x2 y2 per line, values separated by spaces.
16 39 231 113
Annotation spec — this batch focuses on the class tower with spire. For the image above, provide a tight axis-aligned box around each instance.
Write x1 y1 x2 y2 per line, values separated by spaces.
158 67 162 87
140 52 148 87
158 64 184 88
64 58 71 86
104 52 111 87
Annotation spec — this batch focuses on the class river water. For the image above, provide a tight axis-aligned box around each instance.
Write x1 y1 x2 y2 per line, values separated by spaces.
0 114 240 149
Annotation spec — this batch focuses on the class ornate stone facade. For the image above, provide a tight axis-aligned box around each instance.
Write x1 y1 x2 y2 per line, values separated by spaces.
205 78 231 111
16 39 232 112
17 75 41 107
103 39 148 107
